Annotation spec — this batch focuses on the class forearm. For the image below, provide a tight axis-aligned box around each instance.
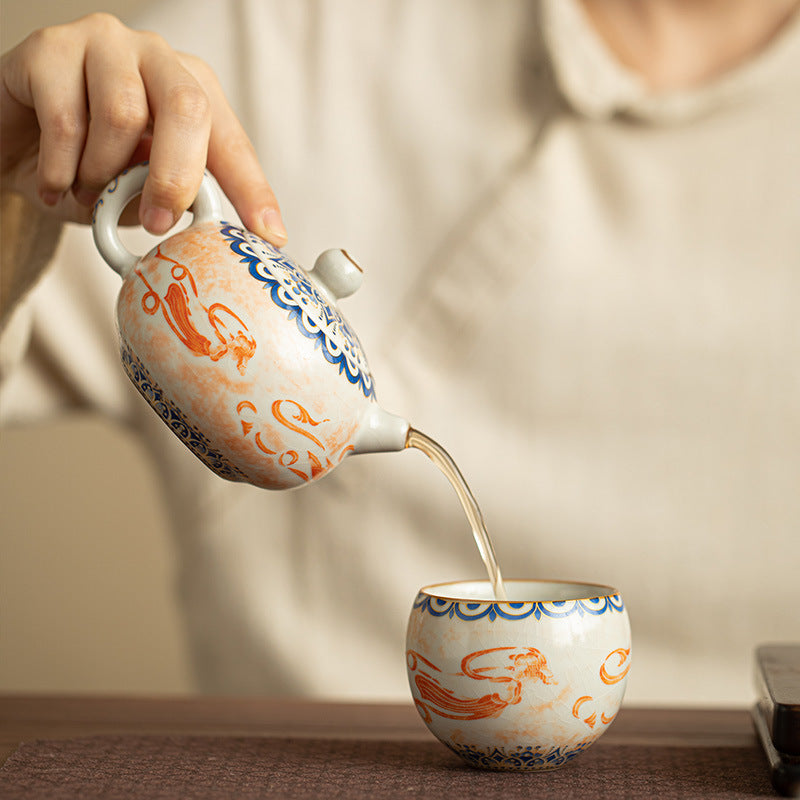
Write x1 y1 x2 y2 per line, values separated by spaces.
0 190 63 332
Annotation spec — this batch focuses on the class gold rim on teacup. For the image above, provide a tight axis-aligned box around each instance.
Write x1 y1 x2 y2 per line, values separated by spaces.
417 578 622 603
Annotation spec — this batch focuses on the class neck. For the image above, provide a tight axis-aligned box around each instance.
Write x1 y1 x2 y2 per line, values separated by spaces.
579 0 800 90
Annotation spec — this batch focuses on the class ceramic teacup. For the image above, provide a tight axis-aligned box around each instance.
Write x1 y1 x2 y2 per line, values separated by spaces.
406 580 631 771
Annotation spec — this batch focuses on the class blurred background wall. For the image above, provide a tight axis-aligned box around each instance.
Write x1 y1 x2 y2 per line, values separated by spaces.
1 0 196 694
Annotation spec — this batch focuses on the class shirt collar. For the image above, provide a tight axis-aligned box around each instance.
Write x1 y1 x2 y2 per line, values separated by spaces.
540 0 800 123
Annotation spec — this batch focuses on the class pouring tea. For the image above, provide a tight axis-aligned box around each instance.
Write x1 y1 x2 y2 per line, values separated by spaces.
92 163 505 598
92 163 409 490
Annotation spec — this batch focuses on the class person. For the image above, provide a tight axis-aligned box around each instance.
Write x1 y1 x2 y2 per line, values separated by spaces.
2 0 799 703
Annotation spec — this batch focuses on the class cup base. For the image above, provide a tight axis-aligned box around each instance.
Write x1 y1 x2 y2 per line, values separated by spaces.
446 739 596 772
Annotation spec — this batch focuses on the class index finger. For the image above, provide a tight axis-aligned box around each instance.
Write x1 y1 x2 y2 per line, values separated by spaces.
180 54 287 246
138 43 211 234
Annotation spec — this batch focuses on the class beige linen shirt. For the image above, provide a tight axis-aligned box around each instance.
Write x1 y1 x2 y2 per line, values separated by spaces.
2 0 799 704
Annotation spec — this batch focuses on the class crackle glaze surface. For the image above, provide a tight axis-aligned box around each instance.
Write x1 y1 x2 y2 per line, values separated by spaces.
406 580 631 771
116 221 373 489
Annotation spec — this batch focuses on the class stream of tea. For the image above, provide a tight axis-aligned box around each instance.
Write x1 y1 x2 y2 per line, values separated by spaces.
405 428 507 600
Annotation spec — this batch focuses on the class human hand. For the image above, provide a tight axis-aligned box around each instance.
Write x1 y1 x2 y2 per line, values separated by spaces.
0 13 287 244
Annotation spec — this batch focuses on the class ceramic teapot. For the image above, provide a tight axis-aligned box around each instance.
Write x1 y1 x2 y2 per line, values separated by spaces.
92 163 409 490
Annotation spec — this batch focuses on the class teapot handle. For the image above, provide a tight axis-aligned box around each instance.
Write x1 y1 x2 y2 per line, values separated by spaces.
92 162 224 278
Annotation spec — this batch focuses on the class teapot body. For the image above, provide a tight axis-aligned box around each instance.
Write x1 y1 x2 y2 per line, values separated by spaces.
96 165 407 490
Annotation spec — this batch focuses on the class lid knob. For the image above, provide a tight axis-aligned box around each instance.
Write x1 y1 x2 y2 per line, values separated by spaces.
309 249 363 299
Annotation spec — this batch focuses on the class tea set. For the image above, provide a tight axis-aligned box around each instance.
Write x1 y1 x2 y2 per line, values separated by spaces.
92 164 631 771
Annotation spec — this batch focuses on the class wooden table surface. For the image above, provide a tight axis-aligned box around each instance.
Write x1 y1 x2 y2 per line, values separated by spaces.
2 696 782 799
0 693 755 764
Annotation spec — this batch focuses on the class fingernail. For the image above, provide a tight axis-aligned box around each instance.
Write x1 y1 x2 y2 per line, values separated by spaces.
142 206 176 235
41 190 63 207
261 208 288 246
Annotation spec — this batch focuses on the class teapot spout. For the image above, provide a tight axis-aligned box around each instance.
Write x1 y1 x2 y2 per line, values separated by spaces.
352 405 409 454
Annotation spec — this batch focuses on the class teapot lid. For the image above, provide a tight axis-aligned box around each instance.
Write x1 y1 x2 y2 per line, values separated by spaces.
221 224 375 399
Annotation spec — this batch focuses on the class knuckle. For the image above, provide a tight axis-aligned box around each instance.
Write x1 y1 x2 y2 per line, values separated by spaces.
179 53 215 83
98 85 149 135
24 24 69 56
47 108 85 146
23 27 49 52
138 28 168 51
146 172 191 209
164 83 210 124
82 12 125 35
28 13 123 53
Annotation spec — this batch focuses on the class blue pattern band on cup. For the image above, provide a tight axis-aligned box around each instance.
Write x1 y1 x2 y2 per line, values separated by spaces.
413 592 625 622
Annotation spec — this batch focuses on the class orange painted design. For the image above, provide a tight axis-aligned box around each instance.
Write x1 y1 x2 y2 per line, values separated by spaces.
162 282 214 356
140 280 160 314
279 451 299 466
600 648 631 685
565 650 629 731
235 398 346 483
206 303 256 374
254 433 276 455
572 695 600 728
271 400 328 449
407 651 441 674
338 445 355 462
137 247 256 375
572 696 592 719
237 401 257 436
279 450 308 481
307 451 333 479
412 675 511 723
460 648 556 686
407 647 556 723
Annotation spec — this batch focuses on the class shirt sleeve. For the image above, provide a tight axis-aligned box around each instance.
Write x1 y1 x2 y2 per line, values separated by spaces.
0 191 63 368
0 199 137 427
